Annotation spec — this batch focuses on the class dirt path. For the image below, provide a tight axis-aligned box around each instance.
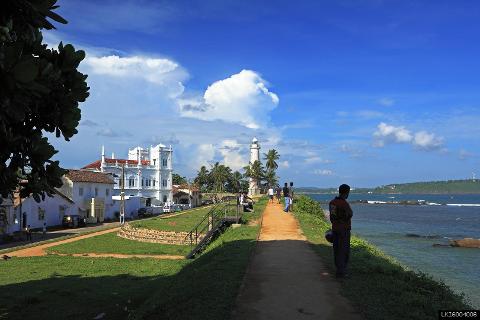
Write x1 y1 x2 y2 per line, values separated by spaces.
7 227 121 257
53 253 185 260
232 202 362 320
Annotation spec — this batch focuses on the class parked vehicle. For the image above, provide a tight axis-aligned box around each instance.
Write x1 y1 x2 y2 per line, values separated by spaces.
201 199 214 206
62 215 87 228
163 203 183 213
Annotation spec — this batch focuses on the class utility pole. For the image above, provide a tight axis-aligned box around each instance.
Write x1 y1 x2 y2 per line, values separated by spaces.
120 164 125 225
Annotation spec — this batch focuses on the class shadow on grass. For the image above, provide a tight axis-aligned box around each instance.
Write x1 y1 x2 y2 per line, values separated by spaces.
0 238 256 320
308 241 472 320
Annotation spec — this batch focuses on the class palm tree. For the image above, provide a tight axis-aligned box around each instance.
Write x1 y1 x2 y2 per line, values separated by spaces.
244 160 265 190
194 166 209 192
264 149 280 172
227 171 244 193
209 162 231 193
264 169 278 188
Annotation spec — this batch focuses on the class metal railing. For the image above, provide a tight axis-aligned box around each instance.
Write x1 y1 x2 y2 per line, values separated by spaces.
184 200 240 250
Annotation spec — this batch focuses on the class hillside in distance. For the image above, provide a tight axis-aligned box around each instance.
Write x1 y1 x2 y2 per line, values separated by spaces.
298 179 480 194
373 179 480 194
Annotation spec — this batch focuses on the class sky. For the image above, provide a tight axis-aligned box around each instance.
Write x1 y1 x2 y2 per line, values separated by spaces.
44 0 480 188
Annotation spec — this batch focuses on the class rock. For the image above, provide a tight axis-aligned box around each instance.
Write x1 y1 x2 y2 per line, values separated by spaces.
450 238 480 248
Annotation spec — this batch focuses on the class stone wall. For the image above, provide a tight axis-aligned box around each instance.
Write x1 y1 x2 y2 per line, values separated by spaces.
117 223 204 245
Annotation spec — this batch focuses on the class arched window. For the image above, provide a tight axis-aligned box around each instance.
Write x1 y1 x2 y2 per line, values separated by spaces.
128 176 135 187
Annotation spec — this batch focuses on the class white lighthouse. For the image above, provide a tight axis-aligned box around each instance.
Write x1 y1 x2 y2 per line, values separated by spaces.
248 137 261 196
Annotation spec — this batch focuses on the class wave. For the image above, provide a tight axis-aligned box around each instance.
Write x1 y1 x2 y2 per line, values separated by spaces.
446 203 480 207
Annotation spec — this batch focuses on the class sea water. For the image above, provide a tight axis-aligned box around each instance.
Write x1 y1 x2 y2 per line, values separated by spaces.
306 193 480 308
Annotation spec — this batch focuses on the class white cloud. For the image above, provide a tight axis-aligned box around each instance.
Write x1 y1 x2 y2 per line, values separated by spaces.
373 122 444 151
413 131 444 150
304 156 332 164
313 169 334 176
178 69 279 129
84 55 188 98
279 160 290 168
373 122 412 147
219 139 247 171
378 98 395 107
193 144 216 169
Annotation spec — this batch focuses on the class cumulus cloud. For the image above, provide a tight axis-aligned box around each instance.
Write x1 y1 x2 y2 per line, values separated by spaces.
413 131 444 150
313 169 333 176
178 69 279 129
373 122 444 150
374 122 412 147
84 55 188 98
219 139 247 171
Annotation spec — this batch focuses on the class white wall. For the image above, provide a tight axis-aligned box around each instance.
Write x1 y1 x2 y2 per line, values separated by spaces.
13 193 73 232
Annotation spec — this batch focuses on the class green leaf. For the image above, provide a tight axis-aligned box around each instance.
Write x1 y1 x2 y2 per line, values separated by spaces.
45 9 68 24
12 59 38 83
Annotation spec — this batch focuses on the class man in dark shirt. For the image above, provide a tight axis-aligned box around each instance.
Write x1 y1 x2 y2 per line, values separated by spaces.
329 184 353 278
282 182 290 212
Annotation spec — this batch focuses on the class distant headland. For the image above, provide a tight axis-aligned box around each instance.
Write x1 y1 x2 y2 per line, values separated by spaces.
298 179 480 194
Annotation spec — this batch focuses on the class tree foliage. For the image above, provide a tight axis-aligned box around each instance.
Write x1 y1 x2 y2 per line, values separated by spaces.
172 173 187 185
0 0 89 201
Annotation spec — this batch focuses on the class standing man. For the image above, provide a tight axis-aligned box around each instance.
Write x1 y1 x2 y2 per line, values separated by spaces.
329 184 353 278
275 185 282 204
268 186 274 203
288 182 294 211
282 182 290 212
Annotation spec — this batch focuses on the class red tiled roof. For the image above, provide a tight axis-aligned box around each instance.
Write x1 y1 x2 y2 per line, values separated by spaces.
83 158 150 170
65 170 114 184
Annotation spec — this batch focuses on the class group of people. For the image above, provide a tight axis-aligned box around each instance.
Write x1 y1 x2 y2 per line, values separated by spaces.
237 192 254 212
267 182 294 213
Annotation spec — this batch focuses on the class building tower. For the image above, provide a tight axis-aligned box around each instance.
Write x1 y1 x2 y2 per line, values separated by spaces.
248 137 261 196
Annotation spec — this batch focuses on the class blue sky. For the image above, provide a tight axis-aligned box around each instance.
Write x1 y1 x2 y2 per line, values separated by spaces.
45 0 480 187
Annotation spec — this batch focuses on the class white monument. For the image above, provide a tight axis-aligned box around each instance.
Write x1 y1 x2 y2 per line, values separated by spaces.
248 137 261 196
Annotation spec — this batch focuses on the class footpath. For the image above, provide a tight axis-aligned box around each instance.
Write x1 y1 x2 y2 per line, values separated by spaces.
232 201 362 320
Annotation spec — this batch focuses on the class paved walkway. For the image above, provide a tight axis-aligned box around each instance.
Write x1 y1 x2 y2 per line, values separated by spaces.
232 202 362 320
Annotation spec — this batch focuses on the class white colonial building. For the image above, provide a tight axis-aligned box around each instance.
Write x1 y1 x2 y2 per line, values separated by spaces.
248 137 261 196
83 144 173 206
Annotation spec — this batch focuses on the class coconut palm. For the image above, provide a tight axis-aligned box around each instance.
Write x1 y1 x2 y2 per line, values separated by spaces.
194 166 209 192
264 149 280 172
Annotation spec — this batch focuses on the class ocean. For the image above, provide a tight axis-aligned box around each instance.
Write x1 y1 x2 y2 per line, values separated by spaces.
306 193 480 308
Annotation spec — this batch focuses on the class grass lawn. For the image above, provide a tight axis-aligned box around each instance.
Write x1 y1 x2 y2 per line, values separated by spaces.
293 196 472 320
46 232 191 256
0 197 268 320
132 206 215 232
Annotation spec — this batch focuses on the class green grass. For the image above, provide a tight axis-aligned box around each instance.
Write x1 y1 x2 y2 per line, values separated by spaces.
293 195 473 320
0 256 188 319
0 197 269 320
132 206 215 232
46 232 191 256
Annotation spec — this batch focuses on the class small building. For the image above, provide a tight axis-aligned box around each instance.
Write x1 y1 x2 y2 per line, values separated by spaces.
57 170 115 223
13 190 74 233
172 184 201 208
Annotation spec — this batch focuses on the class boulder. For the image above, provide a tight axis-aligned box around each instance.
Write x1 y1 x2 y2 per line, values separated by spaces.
450 238 480 248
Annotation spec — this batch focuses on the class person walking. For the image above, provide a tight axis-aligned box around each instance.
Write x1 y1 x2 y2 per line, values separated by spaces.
268 186 274 203
42 222 47 238
329 184 353 278
275 185 282 204
288 182 294 211
26 225 32 242
282 183 290 212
